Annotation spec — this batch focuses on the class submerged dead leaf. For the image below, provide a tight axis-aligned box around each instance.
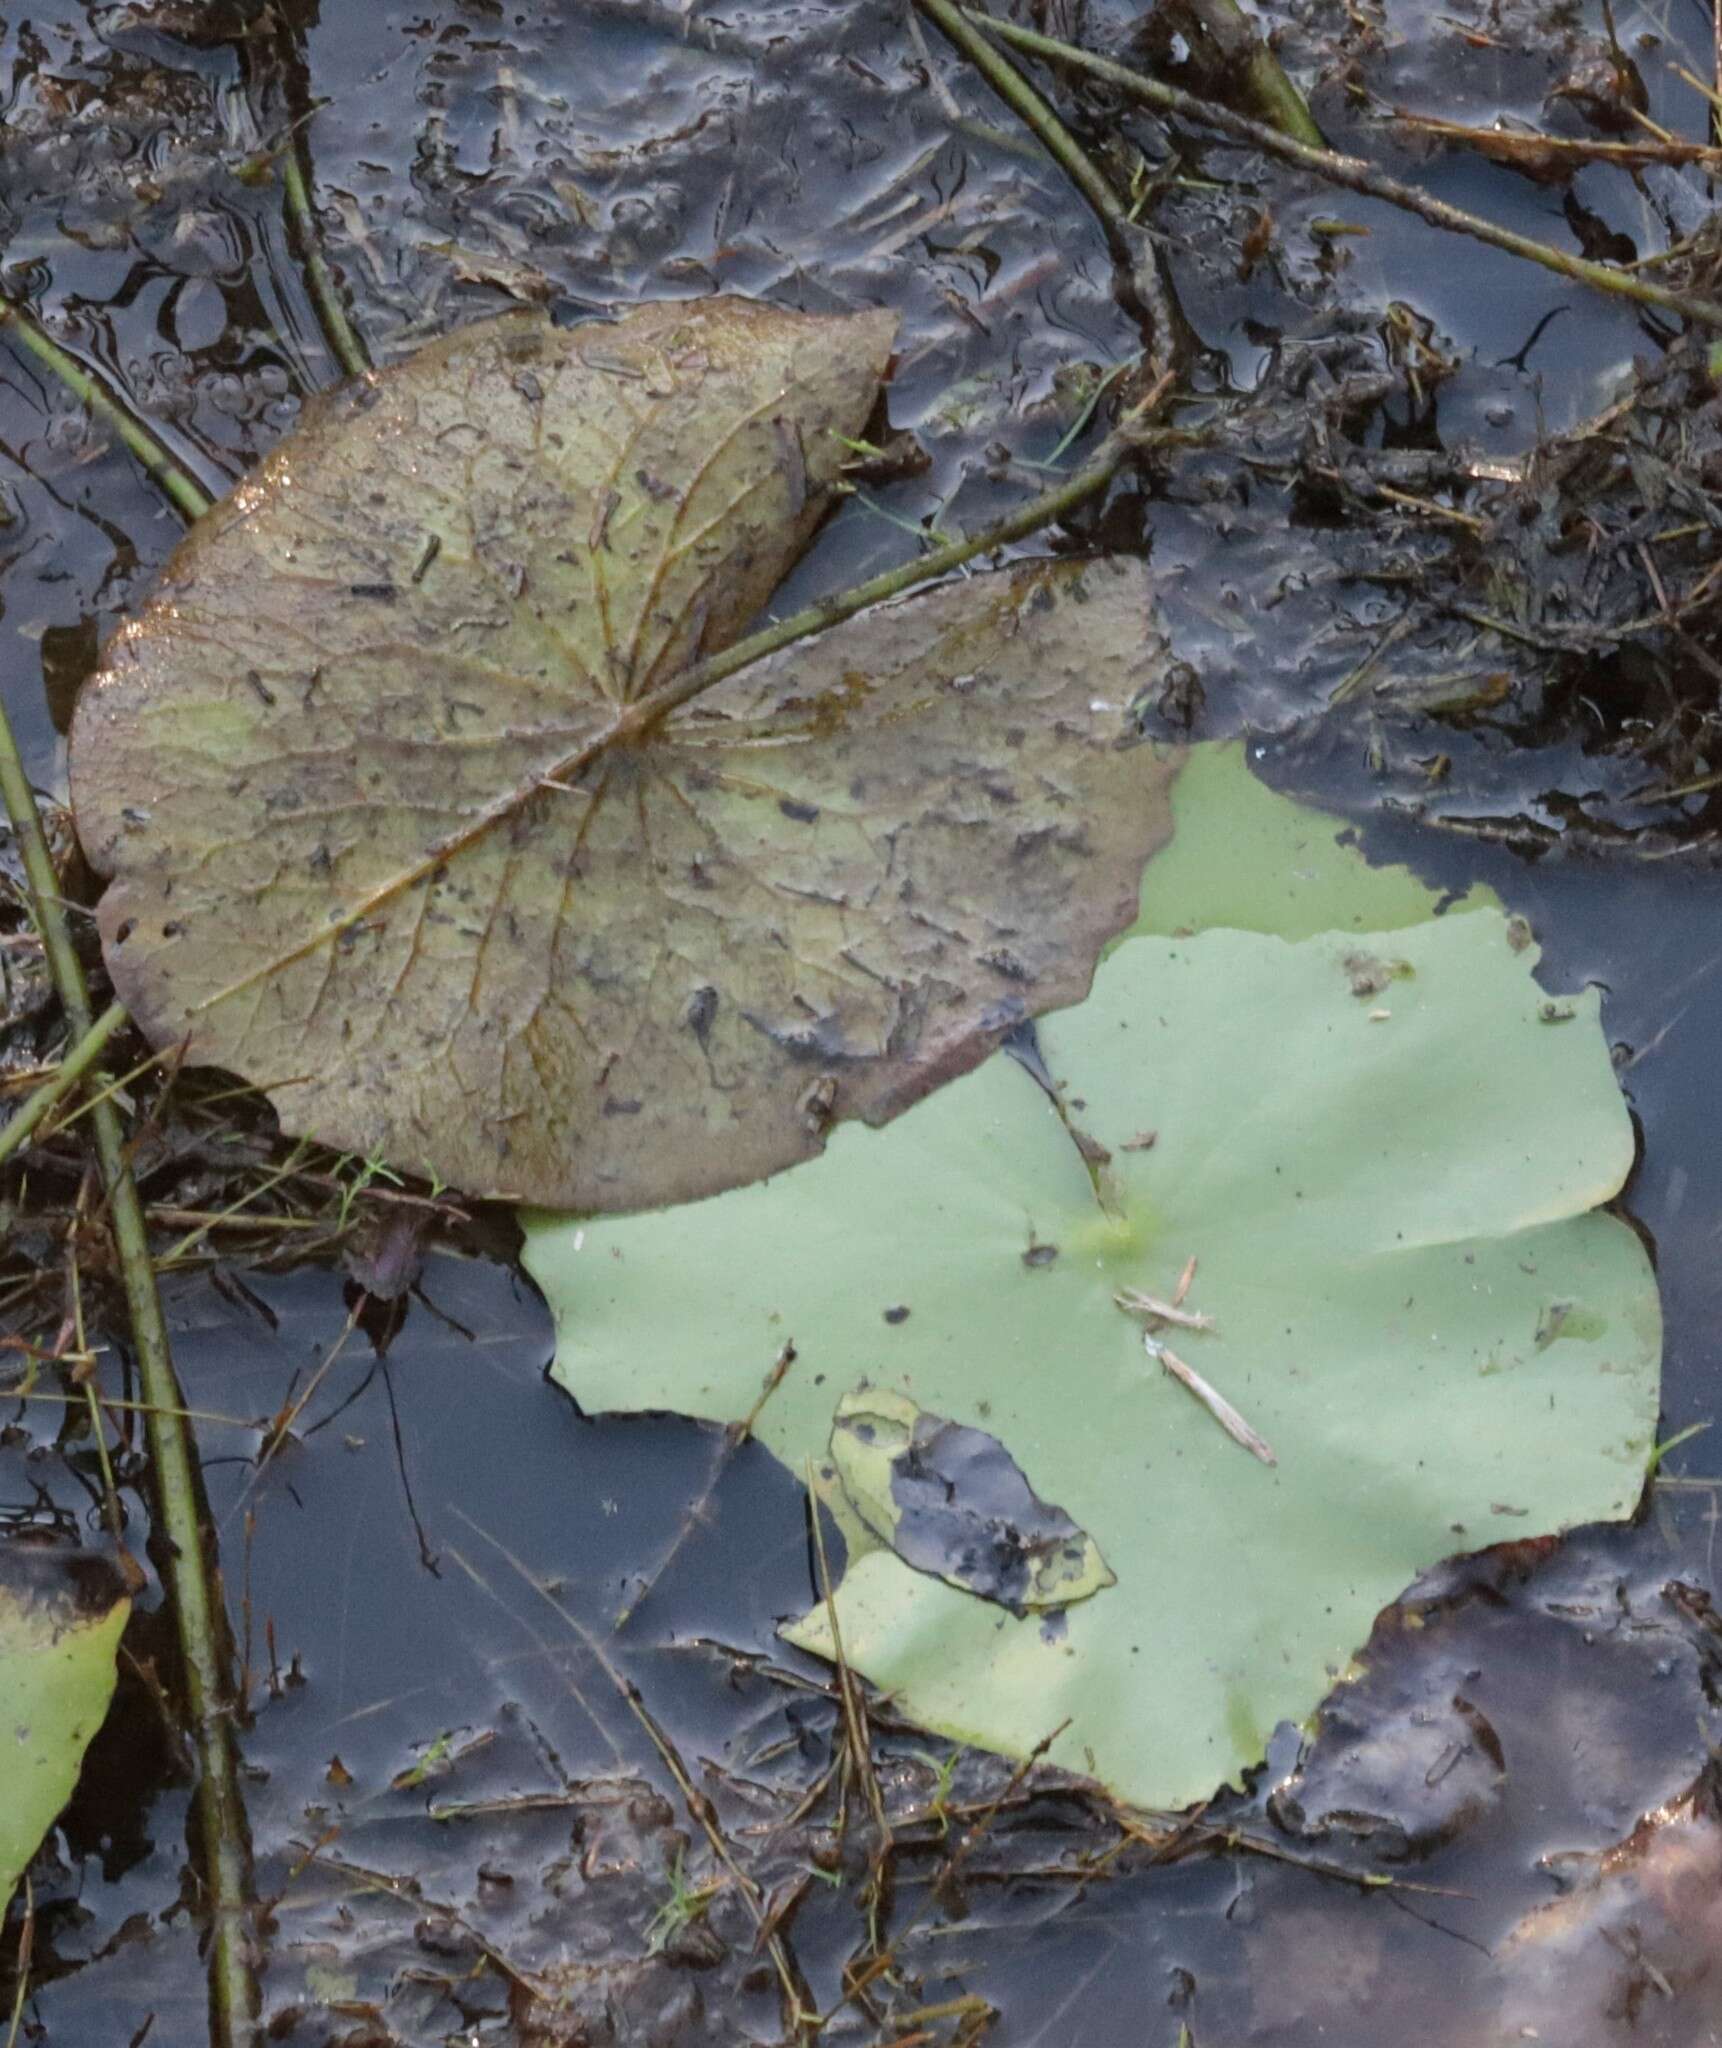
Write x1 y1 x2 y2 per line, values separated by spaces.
70 298 1175 1210
1499 1765 1722 2040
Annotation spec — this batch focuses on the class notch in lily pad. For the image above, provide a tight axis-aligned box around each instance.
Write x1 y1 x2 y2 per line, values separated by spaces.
830 1386 1115 1617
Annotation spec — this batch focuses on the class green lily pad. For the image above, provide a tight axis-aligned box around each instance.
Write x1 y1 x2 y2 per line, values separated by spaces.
525 747 1660 1810
1 1536 131 1916
1128 740 1497 942
69 298 1178 1211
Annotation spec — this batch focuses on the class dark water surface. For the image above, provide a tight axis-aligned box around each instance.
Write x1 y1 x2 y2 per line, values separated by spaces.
7 0 1722 2041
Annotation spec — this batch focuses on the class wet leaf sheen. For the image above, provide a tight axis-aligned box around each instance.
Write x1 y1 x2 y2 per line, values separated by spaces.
70 299 1175 1209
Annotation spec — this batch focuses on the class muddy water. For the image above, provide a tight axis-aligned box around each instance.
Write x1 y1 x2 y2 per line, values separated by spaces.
6 0 1722 2041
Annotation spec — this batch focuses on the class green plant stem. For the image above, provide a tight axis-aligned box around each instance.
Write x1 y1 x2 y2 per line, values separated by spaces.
280 149 371 380
916 0 1128 246
685 394 1178 701
0 730 258 2045
0 299 212 520
0 1000 127 1169
1184 0 1326 149
914 0 1177 377
968 10 1722 335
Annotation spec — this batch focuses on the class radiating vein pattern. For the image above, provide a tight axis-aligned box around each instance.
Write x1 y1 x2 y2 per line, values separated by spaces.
71 299 1177 1209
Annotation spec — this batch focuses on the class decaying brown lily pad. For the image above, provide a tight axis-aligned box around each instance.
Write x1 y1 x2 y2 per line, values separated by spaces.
69 297 1176 1210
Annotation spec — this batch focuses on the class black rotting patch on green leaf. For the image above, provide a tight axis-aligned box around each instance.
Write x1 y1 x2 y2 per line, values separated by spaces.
829 1387 1115 1616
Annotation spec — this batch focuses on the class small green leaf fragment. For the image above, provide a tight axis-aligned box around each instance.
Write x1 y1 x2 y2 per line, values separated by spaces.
1 1536 131 1916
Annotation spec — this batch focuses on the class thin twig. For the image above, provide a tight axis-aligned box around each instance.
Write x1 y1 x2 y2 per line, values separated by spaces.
904 2 964 122
161 1141 316 1268
0 1000 126 1169
724 398 1176 674
439 1547 625 1770
0 719 258 2044
1395 108 1722 173
4 1878 32 2048
66 1211 124 1542
41 1042 171 1141
225 1299 362 1526
297 1847 541 1994
614 1339 799 1629
0 298 213 519
1143 1333 1277 1465
1631 765 1722 803
825 1720 1071 2025
914 0 1178 376
966 10 1722 333
804 1466 894 2017
1328 608 1422 707
1114 1286 1214 1333
1713 2 1722 145
807 1459 890 1846
1127 1810 1471 1893
448 1517 813 2030
1 1388 263 1429
279 149 371 380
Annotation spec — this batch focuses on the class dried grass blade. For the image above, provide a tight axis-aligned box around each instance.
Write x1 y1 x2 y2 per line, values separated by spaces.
1145 1336 1278 1466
